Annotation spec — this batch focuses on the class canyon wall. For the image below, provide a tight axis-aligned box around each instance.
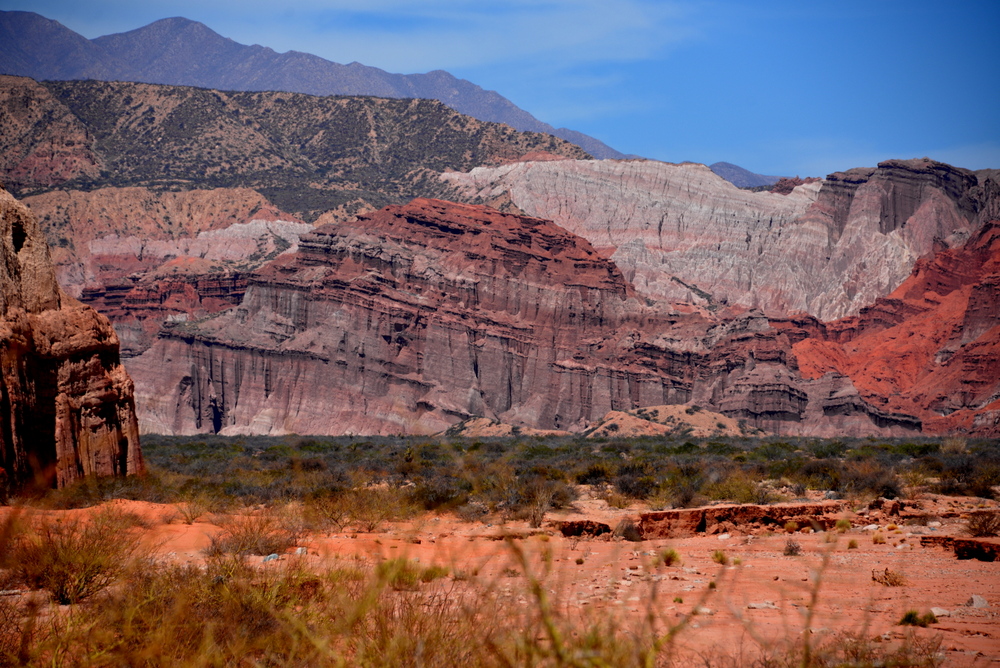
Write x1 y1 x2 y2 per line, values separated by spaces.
127 198 919 438
21 186 309 356
443 157 994 320
787 218 1000 436
0 185 141 495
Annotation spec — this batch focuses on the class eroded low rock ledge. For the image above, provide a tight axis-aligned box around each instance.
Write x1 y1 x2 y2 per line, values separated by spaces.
638 501 847 539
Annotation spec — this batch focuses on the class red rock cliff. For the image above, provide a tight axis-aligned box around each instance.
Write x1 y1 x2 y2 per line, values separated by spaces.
128 198 919 437
789 219 1000 436
0 185 141 495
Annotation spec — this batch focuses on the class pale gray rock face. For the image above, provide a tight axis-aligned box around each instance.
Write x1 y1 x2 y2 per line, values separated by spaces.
442 158 987 320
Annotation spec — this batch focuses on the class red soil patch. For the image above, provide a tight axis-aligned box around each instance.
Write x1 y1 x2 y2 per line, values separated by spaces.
3 494 999 664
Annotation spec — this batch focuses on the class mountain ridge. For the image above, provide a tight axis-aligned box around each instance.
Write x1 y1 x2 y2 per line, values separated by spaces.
709 161 783 188
0 10 626 160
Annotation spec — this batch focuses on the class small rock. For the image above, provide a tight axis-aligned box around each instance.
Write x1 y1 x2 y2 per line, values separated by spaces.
694 606 714 615
295 547 307 555
863 524 879 531
718 533 730 541
263 554 279 563
965 595 988 608
747 601 778 610
927 521 942 527
930 607 950 617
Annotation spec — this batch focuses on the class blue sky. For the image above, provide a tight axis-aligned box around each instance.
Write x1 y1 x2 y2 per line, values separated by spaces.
5 0 999 176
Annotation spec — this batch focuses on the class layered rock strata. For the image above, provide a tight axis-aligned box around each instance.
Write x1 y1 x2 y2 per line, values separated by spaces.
0 186 142 495
21 186 309 355
127 198 919 437
443 158 996 320
638 501 846 539
788 219 1000 436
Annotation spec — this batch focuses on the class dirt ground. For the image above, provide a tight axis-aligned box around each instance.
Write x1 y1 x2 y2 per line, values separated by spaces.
4 490 999 665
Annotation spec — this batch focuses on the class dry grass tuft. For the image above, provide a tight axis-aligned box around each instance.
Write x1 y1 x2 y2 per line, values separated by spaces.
2 508 144 604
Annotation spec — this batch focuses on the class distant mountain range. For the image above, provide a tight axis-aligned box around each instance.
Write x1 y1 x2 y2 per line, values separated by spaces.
708 162 782 188
0 10 626 160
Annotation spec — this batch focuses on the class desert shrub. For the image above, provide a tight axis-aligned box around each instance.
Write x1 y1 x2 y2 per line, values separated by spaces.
178 492 213 524
931 451 1000 498
376 558 447 590
966 510 1000 537
455 501 489 522
795 458 842 490
970 463 1000 499
704 470 773 504
872 568 906 587
848 539 859 549
575 461 615 485
835 518 852 533
808 440 848 459
941 436 968 454
409 474 472 510
613 462 657 499
598 487 632 509
898 610 937 627
304 491 352 532
784 520 799 533
490 474 577 527
711 550 728 565
839 460 901 499
783 539 802 556
349 486 416 532
661 461 707 508
4 508 143 604
896 441 939 458
206 510 301 557
750 441 797 461
872 532 886 545
655 548 682 567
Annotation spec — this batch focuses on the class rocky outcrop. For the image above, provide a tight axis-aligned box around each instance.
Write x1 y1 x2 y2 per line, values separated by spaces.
638 501 846 539
127 198 920 437
20 186 310 356
22 186 303 291
919 536 1000 562
443 157 996 320
0 185 141 495
791 219 1000 436
584 405 747 439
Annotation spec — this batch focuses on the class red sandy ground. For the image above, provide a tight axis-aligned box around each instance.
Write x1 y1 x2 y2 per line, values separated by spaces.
3 492 998 666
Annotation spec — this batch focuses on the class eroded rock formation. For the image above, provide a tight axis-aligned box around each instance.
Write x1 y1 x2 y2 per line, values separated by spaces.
20 186 310 356
127 198 919 437
443 157 996 320
0 185 141 495
788 219 1000 436
638 501 846 539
